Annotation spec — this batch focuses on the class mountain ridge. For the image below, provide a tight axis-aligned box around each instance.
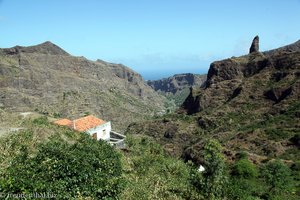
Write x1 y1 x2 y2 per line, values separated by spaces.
147 73 206 94
264 39 300 55
0 42 167 130
1 41 70 56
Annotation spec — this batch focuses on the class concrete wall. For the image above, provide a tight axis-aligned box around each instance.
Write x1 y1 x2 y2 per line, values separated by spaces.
87 121 111 141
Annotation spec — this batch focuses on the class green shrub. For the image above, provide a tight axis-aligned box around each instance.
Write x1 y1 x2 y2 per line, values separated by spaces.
265 128 289 141
291 161 300 172
291 161 300 197
232 159 258 178
32 116 49 126
121 136 201 199
235 151 248 160
0 134 124 199
226 177 266 200
84 111 90 116
279 147 300 161
260 160 295 198
53 112 61 118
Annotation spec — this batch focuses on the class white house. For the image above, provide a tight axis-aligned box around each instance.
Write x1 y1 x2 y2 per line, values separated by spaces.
84 120 111 141
54 115 111 141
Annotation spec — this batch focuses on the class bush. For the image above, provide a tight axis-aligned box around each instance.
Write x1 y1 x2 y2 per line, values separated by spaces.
265 128 289 141
260 160 294 198
121 136 201 199
32 116 50 126
0 134 124 199
53 112 61 118
235 151 248 160
232 159 258 178
226 177 266 200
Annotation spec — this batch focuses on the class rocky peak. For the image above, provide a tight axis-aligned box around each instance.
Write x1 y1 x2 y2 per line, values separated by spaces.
2 41 70 56
249 35 259 53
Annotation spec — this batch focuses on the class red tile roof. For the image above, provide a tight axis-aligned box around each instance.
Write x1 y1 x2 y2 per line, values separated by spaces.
53 115 106 132
73 115 106 132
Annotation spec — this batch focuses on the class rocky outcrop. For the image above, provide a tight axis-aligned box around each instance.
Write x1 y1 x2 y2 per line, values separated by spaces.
182 38 300 115
249 35 259 53
205 53 272 88
147 73 206 94
205 58 244 87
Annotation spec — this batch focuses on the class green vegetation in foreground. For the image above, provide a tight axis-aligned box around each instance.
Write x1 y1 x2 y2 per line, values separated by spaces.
121 135 201 200
122 135 299 200
0 116 124 199
0 116 299 199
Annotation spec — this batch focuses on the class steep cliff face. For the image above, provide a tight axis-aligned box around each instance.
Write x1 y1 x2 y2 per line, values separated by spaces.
147 73 206 94
107 63 145 97
0 42 166 130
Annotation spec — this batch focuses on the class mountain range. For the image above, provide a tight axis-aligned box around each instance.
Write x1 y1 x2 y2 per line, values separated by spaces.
0 42 167 130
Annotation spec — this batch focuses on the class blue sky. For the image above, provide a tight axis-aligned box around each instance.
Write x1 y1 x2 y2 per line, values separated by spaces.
1 0 300 80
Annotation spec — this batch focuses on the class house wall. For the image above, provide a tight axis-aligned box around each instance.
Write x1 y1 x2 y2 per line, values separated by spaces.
86 121 111 141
